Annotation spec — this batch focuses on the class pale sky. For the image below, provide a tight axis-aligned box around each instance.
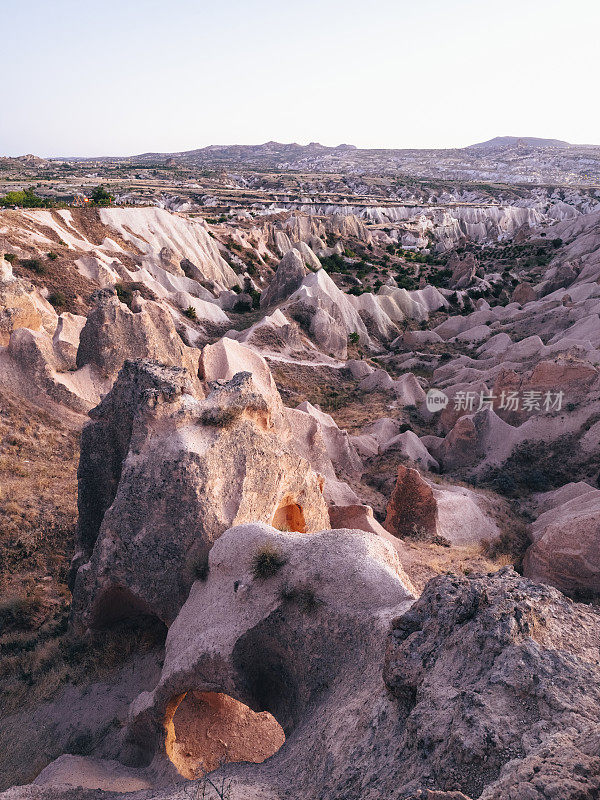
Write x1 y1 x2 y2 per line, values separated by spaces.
1 0 599 157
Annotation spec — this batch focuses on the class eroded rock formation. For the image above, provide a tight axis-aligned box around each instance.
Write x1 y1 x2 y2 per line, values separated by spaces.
71 360 329 630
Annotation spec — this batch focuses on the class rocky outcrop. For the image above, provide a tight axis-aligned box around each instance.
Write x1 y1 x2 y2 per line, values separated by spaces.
447 251 477 288
384 465 500 545
71 360 329 630
384 569 600 800
19 564 600 800
285 269 370 358
0 263 45 346
295 401 362 479
524 483 600 596
76 289 201 386
98 207 238 289
260 249 308 308
511 281 537 304
385 466 438 540
123 523 415 787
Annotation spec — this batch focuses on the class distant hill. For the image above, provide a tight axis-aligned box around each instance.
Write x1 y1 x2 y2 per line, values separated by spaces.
468 136 570 150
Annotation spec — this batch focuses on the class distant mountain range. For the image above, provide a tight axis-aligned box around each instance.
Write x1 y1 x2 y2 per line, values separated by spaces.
467 136 571 149
113 137 599 186
5 137 599 187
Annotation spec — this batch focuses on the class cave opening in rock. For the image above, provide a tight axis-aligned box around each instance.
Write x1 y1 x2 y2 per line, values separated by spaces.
271 498 306 532
165 691 286 780
88 585 168 638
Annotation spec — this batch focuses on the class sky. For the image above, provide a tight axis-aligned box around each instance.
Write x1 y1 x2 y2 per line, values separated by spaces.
1 0 599 157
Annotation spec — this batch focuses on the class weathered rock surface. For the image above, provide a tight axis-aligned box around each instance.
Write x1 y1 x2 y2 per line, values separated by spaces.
524 483 600 596
285 269 371 357
76 288 201 386
260 249 307 308
384 569 600 800
71 360 329 630
384 465 500 545
0 264 45 346
13 567 600 800
123 523 415 790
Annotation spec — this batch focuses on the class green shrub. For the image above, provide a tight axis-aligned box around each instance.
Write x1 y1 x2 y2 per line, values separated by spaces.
251 544 287 580
233 297 252 313
348 331 360 344
47 251 58 261
90 185 114 206
47 291 66 308
0 187 52 208
3 253 17 264
183 306 197 320
21 258 45 274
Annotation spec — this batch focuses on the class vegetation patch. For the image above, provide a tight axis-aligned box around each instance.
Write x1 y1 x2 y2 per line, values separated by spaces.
251 544 287 580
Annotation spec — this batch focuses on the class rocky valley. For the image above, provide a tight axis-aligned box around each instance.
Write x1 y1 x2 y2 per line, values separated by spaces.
0 142 599 800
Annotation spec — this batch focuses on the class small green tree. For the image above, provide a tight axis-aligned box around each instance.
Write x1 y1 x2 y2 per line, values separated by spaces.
90 185 114 206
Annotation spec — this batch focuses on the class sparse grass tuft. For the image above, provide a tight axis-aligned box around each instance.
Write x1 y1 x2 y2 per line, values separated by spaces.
279 582 322 612
251 544 287 580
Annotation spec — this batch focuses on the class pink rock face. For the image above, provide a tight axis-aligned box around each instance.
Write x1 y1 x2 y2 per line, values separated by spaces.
511 282 537 305
524 488 600 596
384 466 438 540
493 360 598 424
527 360 597 393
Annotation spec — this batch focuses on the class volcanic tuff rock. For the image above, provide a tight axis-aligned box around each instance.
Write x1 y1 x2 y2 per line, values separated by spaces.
76 288 201 387
384 465 500 545
18 564 600 799
0 259 46 346
285 268 371 357
123 523 415 789
71 360 329 630
524 482 600 596
384 569 600 800
260 248 308 308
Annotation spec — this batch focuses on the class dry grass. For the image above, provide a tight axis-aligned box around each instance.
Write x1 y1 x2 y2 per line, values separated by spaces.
0 390 161 717
395 540 516 595
0 389 79 712
0 389 79 597
271 361 401 433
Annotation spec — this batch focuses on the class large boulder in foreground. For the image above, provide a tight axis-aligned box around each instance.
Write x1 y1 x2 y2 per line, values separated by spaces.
384 568 600 800
524 483 600 596
71 360 329 630
26 564 600 799
124 523 415 779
